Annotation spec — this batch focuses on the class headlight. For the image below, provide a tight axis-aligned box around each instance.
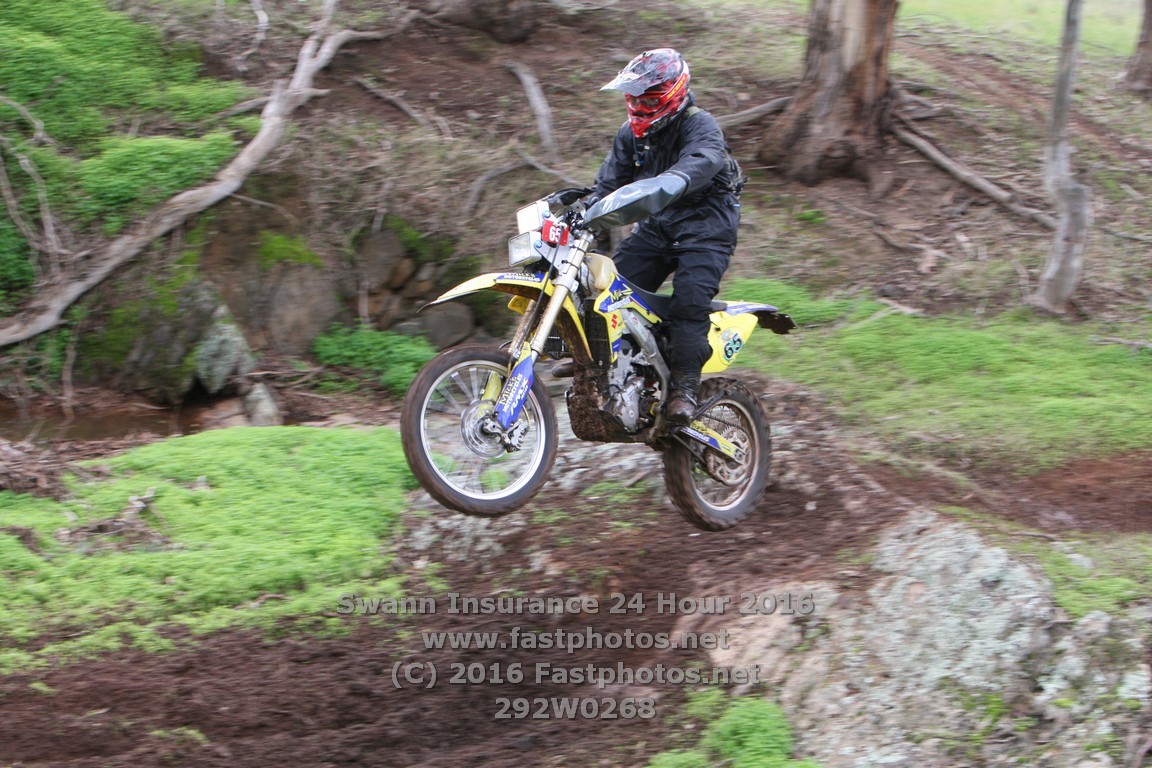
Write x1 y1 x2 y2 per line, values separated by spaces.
515 201 549 234
508 231 536 266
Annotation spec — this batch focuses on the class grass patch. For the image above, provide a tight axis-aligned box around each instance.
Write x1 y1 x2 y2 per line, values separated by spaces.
899 0 1140 54
648 697 819 768
938 507 1152 619
312 324 437 395
729 279 1152 470
0 427 414 672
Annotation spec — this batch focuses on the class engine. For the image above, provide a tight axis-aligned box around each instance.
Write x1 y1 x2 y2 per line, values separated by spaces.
605 339 659 432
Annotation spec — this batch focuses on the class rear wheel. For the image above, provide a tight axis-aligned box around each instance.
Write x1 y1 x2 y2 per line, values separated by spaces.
662 378 771 531
401 345 557 516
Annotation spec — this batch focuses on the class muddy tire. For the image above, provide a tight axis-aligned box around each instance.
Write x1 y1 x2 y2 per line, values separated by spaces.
662 378 771 531
401 345 557 517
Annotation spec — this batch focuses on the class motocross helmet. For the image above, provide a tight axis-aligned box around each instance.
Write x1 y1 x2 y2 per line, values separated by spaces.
601 48 691 139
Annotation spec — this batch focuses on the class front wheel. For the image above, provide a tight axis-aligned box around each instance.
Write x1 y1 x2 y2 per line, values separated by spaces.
401 345 558 517
662 378 771 531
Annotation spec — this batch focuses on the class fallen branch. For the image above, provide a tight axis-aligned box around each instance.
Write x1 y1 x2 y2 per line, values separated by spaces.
0 141 44 265
1100 226 1152 244
461 148 585 217
512 148 584 187
0 1 397 348
504 61 558 163
235 0 269 72
228 192 302 228
714 96 791 129
893 124 1057 230
353 76 431 129
462 161 530 216
1094 336 1152 351
217 96 272 117
0 93 52 145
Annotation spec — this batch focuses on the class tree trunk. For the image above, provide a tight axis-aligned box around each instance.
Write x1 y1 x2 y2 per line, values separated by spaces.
759 0 899 185
1029 0 1091 314
1126 0 1152 96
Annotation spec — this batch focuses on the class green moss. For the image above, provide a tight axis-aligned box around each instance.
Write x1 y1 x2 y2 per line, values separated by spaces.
0 427 414 672
257 232 324 271
648 697 820 768
384 214 455 265
79 258 203 377
78 133 236 235
312 324 436 395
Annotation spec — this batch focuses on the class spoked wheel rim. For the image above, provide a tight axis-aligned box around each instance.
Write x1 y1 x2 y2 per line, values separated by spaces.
417 359 549 501
688 398 759 511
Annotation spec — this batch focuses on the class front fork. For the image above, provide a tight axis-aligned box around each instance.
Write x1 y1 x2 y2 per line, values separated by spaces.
486 233 593 441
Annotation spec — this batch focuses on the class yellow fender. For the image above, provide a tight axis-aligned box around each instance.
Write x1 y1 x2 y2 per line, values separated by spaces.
424 272 592 363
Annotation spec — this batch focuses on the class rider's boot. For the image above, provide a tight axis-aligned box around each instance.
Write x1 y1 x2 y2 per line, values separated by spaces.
551 360 575 378
665 369 701 425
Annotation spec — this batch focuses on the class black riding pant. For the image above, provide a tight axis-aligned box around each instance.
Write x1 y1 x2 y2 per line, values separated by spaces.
613 193 739 375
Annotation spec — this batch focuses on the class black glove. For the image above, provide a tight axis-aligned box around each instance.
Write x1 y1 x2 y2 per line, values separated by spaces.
545 186 594 216
547 187 593 206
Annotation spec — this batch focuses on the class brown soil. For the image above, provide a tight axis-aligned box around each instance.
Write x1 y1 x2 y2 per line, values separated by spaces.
3 3 1152 766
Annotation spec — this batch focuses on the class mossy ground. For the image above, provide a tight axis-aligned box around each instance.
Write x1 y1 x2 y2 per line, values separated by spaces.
0 426 412 673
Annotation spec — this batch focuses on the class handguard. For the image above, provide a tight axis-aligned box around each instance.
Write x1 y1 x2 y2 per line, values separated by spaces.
583 173 688 232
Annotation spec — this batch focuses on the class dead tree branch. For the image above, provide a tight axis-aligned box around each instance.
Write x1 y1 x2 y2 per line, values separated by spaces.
462 161 530 217
353 76 431 129
1095 336 1152 351
714 97 791 129
0 1 392 348
217 96 272 117
512 148 584 187
892 124 1057 230
0 94 52 145
1101 226 1152 244
235 0 270 72
0 137 68 278
504 61 558 164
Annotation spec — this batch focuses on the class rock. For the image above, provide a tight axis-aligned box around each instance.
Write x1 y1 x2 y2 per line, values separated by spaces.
417 302 475 348
265 264 346 355
388 258 418 291
82 279 222 404
195 308 257 395
357 231 406 293
242 383 282 426
199 398 249 430
709 510 1151 768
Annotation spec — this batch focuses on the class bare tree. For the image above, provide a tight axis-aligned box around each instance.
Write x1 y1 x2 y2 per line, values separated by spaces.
759 0 900 185
1029 0 1091 314
1127 0 1152 96
0 0 398 349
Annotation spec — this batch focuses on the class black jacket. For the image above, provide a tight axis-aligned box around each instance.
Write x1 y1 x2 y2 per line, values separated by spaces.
592 98 741 208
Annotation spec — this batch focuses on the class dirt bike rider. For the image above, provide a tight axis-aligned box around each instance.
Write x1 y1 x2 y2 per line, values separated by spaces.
553 48 743 425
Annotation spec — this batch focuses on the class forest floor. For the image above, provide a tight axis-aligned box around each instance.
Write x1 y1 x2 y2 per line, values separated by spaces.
1 0 1151 765
1 375 1150 767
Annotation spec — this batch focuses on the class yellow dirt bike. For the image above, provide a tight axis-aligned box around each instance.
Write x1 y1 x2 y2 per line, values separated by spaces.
400 178 794 530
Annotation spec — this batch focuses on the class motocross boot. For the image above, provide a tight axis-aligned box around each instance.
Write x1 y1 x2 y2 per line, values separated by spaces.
665 370 701 426
551 360 575 378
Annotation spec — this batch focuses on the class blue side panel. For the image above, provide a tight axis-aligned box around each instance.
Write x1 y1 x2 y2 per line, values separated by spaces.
597 277 634 313
495 351 538 429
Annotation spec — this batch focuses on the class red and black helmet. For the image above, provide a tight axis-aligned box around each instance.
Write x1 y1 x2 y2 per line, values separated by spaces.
601 48 691 139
